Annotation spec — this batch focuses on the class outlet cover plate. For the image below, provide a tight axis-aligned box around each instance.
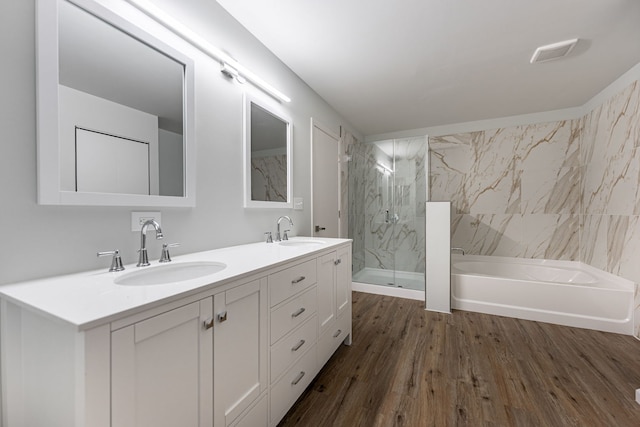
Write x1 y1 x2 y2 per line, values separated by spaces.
131 212 161 231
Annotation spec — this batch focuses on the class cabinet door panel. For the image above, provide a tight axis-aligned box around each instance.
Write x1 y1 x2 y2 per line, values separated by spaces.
214 279 267 427
336 246 352 319
317 252 337 336
112 299 213 427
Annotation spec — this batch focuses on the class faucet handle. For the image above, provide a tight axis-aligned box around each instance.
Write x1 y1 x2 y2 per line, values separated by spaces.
283 229 290 240
97 249 125 272
159 243 180 263
264 231 273 243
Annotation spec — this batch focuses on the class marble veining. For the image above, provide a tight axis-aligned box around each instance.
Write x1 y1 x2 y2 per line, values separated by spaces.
431 119 581 261
251 154 287 202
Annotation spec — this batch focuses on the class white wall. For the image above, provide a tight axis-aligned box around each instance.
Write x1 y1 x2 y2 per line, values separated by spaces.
0 0 361 285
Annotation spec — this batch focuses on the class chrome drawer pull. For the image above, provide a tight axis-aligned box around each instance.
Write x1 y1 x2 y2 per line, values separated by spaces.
291 371 305 386
291 339 306 352
291 307 306 318
334 259 342 265
291 276 306 284
333 329 342 338
217 311 228 323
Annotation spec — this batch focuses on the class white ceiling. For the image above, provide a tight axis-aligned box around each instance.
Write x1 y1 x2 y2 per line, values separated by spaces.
216 0 640 137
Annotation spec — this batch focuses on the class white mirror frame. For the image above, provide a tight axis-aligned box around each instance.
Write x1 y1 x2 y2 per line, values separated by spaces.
36 0 196 207
243 93 293 209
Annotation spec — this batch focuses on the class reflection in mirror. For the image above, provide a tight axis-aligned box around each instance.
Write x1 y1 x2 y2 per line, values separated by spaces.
243 94 292 208
36 0 195 206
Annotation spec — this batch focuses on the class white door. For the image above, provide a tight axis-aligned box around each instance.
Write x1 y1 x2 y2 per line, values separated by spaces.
312 120 340 238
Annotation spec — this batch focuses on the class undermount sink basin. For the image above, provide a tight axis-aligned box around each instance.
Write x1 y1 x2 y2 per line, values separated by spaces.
114 261 227 286
279 240 325 247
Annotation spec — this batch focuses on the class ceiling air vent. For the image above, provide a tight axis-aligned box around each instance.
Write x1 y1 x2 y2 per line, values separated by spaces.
530 38 578 64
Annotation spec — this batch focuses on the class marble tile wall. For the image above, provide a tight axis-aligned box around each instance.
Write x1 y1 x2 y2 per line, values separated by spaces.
250 155 287 202
430 120 581 260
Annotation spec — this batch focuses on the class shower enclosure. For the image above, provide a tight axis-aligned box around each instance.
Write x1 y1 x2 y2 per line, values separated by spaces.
348 136 428 297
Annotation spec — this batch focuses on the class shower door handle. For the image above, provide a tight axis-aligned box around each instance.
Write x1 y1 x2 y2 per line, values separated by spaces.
315 225 326 232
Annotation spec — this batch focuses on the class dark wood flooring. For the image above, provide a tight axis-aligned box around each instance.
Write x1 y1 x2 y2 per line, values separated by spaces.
279 292 640 426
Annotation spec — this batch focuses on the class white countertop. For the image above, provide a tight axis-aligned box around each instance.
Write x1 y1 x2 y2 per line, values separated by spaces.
0 237 351 331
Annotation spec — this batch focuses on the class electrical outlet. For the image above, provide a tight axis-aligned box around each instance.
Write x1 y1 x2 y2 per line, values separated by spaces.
636 388 640 404
294 197 303 210
131 212 161 231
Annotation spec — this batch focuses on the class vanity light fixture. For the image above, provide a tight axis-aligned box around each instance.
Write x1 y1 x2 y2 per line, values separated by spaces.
126 0 291 103
221 62 246 84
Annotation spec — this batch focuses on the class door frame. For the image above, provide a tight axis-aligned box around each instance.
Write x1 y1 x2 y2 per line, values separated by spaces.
310 118 341 237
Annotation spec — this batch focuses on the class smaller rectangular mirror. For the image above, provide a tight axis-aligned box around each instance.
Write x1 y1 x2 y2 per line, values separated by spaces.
243 94 292 208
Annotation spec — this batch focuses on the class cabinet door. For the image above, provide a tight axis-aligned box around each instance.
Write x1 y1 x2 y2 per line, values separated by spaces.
112 299 213 427
214 278 268 427
336 246 352 319
317 251 337 336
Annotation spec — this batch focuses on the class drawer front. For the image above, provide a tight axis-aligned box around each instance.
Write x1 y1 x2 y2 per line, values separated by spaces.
269 260 317 307
269 344 317 425
317 313 350 367
270 286 317 345
230 394 267 427
270 315 317 383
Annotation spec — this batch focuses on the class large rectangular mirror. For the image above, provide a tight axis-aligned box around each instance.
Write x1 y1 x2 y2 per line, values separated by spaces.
36 0 195 206
243 94 292 208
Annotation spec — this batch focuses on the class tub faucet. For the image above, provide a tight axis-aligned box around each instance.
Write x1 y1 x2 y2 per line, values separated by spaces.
276 216 293 241
451 247 465 256
137 219 164 267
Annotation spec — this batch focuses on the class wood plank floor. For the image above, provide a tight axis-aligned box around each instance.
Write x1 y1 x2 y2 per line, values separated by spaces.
278 292 640 426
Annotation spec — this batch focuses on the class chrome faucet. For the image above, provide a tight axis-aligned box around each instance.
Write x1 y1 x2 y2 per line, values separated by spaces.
137 219 164 267
451 247 465 256
275 216 293 241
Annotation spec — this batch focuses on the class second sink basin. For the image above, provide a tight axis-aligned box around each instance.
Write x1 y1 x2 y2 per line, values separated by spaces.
115 261 227 286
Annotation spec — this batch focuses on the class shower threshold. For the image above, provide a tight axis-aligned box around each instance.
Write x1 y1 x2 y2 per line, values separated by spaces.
352 267 424 291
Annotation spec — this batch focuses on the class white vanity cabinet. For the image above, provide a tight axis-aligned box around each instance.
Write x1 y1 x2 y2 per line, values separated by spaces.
0 240 352 427
111 299 214 427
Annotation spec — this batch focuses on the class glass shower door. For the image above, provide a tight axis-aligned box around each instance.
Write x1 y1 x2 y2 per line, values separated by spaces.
349 136 427 292
389 138 427 290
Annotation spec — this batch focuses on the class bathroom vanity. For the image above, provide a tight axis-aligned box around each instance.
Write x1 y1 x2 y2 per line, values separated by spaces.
0 238 352 427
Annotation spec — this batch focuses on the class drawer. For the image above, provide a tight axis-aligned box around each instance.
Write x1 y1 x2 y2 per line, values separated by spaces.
230 394 267 427
317 313 350 367
270 286 317 345
270 344 317 425
270 315 317 383
269 259 317 307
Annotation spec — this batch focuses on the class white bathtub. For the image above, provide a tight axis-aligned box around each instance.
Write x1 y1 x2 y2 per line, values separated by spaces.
451 255 635 335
